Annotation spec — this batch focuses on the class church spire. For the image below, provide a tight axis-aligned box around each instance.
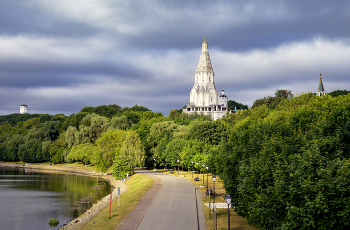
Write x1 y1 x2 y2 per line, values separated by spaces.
317 74 325 96
195 37 214 74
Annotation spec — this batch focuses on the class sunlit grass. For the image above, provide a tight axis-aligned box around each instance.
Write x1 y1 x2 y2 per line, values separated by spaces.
81 173 153 230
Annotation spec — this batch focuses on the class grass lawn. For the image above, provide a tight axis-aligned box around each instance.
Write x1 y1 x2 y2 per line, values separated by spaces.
81 173 153 230
162 169 260 230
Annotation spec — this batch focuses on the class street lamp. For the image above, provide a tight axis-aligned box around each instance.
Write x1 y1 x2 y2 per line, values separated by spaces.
153 158 155 169
202 163 205 183
177 159 180 175
226 194 232 230
212 175 216 205
191 161 194 178
196 162 199 175
165 158 167 172
206 165 209 193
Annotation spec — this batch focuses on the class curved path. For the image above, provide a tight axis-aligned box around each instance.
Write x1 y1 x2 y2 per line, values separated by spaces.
118 170 206 230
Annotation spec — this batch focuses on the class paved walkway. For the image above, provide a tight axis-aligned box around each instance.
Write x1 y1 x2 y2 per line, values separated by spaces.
118 170 206 230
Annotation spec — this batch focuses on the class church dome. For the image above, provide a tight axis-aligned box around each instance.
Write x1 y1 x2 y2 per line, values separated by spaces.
219 89 227 97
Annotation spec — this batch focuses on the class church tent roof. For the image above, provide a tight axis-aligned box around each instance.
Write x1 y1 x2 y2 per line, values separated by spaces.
317 74 325 93
195 37 214 74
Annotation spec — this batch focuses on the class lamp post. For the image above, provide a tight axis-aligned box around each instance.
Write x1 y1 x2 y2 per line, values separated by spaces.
165 158 167 172
196 162 199 175
153 158 155 169
50 156 51 165
212 175 216 205
206 165 209 193
226 194 231 230
177 159 179 175
202 163 205 183
191 161 194 178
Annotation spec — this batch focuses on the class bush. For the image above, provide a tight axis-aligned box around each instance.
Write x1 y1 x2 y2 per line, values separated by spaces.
48 218 59 226
113 157 133 179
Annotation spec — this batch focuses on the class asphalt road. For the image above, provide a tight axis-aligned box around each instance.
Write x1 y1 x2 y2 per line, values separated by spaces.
119 170 206 230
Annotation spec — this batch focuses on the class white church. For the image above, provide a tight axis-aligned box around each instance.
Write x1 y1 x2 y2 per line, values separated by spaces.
183 38 233 120
20 103 27 114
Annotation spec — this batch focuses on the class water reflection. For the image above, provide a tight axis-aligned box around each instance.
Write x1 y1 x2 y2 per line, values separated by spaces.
0 167 111 230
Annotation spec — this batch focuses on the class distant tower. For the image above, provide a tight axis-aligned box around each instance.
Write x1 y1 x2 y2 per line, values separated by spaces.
219 89 228 107
316 74 326 96
20 103 27 114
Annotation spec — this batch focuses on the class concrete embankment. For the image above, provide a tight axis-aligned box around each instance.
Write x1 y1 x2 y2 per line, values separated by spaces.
0 163 128 229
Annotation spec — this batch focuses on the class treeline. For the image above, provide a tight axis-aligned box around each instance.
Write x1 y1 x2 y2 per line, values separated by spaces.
0 105 156 174
1 90 350 228
214 92 350 229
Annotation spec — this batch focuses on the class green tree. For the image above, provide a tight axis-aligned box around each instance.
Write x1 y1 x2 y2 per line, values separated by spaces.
80 104 122 118
328 89 350 97
185 120 229 145
111 115 134 130
147 121 178 161
65 126 78 149
39 121 61 141
113 156 133 179
252 89 293 109
120 131 145 171
67 143 97 165
227 100 248 110
168 109 182 120
93 129 128 172
5 134 24 161
49 133 67 164
80 113 110 141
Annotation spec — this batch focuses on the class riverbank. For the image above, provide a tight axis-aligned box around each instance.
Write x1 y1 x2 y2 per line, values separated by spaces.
0 162 128 229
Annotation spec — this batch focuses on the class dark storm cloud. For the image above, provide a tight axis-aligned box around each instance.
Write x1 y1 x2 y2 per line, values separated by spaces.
119 0 350 52
0 60 153 88
0 0 97 37
1 0 350 116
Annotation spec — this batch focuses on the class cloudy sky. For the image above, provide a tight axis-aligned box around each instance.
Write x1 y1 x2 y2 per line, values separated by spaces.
1 0 350 116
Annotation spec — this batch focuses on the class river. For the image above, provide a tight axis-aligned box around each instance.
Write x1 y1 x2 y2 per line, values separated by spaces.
0 166 111 230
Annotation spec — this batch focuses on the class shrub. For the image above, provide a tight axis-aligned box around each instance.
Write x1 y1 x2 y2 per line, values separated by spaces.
48 218 59 226
113 156 133 179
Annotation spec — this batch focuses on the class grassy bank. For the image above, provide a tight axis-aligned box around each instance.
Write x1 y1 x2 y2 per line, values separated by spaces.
162 169 259 230
81 173 153 230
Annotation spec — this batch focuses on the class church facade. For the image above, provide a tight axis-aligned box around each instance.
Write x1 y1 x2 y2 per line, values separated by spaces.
183 38 232 120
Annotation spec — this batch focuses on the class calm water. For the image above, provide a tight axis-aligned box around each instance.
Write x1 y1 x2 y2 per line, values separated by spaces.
0 167 111 230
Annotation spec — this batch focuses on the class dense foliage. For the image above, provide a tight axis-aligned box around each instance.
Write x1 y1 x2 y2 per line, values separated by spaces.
216 93 350 229
1 90 350 229
328 89 350 97
252 89 293 109
228 100 248 110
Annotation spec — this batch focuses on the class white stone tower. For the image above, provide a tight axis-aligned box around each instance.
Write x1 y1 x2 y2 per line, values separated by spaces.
316 74 326 96
219 89 228 107
20 103 27 114
189 37 219 107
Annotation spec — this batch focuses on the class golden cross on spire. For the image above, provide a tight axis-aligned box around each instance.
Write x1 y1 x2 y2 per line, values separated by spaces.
204 36 206 42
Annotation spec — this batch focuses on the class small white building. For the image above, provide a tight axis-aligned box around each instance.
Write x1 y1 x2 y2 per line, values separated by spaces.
20 103 27 114
183 38 232 120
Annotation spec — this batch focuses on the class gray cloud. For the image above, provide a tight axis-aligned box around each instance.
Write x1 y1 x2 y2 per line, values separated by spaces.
1 0 350 116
